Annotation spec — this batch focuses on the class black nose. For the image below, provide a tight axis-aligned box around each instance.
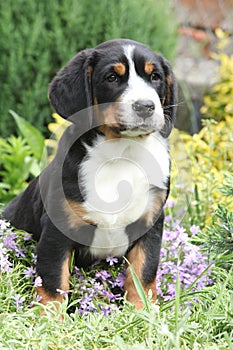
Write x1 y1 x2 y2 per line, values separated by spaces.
132 99 155 119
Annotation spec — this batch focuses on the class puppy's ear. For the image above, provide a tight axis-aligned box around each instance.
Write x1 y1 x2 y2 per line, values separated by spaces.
48 49 95 119
160 57 177 138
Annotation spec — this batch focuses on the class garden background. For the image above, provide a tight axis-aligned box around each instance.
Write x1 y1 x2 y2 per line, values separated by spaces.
0 0 232 349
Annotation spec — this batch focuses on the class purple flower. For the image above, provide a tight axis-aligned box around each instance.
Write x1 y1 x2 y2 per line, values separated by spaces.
190 225 200 235
56 288 68 298
23 234 32 241
99 304 117 316
110 272 125 288
95 270 112 281
106 256 118 266
32 253 37 264
165 215 172 223
0 243 12 272
93 282 104 292
34 276 43 287
165 198 177 208
157 223 212 301
23 266 36 279
14 294 25 311
176 225 187 237
0 219 10 232
3 234 17 250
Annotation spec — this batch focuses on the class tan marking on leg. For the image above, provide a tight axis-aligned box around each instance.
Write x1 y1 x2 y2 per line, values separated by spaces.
113 63 126 76
145 62 154 75
36 254 71 318
142 189 167 227
36 286 64 306
60 253 71 294
124 243 157 309
63 199 95 229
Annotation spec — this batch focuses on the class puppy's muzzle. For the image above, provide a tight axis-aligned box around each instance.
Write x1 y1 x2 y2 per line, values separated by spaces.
132 99 155 119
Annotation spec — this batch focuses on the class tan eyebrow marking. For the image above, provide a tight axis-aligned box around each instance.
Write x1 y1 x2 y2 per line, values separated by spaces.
113 63 126 76
144 62 154 75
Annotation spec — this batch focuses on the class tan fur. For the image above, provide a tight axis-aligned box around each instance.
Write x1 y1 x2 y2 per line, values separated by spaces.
144 62 154 75
113 63 126 76
125 243 157 309
63 199 94 229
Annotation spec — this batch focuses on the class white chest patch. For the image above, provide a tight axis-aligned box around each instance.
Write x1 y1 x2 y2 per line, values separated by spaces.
80 133 170 257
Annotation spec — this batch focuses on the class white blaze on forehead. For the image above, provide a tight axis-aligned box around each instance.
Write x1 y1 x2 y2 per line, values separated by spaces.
122 45 163 116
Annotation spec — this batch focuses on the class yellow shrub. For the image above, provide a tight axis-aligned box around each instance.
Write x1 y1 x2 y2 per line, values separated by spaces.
170 117 233 227
201 30 233 120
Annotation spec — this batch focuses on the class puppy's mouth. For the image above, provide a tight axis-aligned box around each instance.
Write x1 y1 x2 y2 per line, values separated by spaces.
119 123 156 137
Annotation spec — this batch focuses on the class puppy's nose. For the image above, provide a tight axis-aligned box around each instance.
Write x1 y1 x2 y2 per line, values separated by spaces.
132 99 155 119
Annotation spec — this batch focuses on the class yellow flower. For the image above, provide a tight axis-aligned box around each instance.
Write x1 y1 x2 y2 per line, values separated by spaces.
45 113 71 161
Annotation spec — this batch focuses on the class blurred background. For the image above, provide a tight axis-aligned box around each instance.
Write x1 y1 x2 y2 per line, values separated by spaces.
0 0 232 138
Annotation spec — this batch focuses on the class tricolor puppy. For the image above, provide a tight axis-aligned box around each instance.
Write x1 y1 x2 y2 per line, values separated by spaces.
3 39 176 309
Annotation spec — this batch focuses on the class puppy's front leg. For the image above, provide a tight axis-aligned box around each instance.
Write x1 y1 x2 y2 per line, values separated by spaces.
35 223 73 306
124 212 164 309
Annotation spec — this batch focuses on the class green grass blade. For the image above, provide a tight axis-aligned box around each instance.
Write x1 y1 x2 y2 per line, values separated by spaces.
124 258 150 312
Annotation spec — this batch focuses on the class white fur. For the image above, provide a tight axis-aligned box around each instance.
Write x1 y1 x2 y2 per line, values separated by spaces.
80 133 170 257
89 227 129 258
118 45 165 135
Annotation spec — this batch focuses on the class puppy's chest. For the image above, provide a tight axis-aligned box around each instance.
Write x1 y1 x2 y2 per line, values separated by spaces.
80 134 170 228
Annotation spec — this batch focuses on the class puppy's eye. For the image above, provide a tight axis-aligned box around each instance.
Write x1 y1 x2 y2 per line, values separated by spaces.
107 74 118 83
150 72 160 82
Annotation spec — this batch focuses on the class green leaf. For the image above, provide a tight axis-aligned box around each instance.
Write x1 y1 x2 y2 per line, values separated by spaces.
124 258 150 312
10 110 45 161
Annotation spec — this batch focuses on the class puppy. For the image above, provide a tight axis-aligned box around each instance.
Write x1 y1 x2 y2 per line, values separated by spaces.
3 39 176 309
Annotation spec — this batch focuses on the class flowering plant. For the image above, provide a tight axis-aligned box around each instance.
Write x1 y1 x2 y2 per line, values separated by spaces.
0 208 213 314
157 220 212 301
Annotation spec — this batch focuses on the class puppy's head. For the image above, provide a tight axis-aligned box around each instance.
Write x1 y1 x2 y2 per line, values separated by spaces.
49 39 177 138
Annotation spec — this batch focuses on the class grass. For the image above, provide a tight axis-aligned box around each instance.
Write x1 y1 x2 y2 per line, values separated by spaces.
0 285 232 350
0 240 232 349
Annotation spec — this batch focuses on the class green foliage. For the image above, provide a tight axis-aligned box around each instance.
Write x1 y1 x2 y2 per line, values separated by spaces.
0 112 46 203
10 110 45 161
0 0 178 136
0 136 32 202
193 173 233 270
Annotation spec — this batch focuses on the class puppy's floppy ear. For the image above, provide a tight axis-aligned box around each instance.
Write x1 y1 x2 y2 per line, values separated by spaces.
48 49 95 119
160 57 177 138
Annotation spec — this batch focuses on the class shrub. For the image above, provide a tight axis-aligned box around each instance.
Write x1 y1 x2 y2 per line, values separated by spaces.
201 30 233 121
0 112 46 203
194 173 233 271
171 117 233 228
0 0 177 137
